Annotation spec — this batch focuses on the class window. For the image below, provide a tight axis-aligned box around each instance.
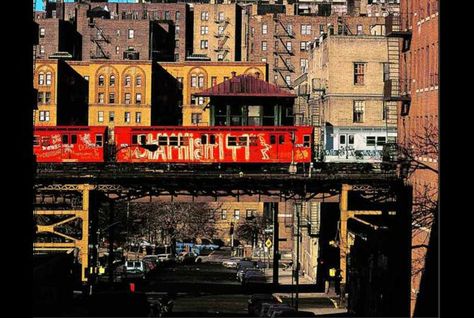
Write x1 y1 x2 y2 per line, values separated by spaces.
124 93 131 104
233 209 240 220
128 29 134 39
246 209 256 218
109 93 115 104
377 136 386 146
320 24 325 34
38 73 44 85
116 46 120 54
300 41 307 51
217 53 224 61
176 11 180 20
301 24 311 35
338 25 343 35
39 27 45 38
357 25 363 35
218 12 224 21
211 76 217 87
221 210 227 220
300 59 308 73
198 75 205 88
71 135 77 144
136 76 142 87
109 111 115 122
261 58 267 62
135 112 141 123
46 72 52 85
224 76 229 82
125 75 131 87
278 135 285 144
124 112 131 123
164 11 170 20
261 41 267 51
285 75 291 86
37 92 44 103
33 136 40 146
303 135 311 147
136 93 142 104
201 11 208 21
192 113 202 124
198 97 205 105
110 75 115 86
366 136 376 146
270 135 276 144
40 45 45 55
286 24 293 34
176 26 180 35
84 76 89 81
98 93 104 104
354 63 365 85
45 92 51 103
96 135 103 147
262 24 268 34
98 111 104 122
39 111 50 122
116 29 120 36
200 40 208 49
286 41 292 52
340 135 346 145
98 75 105 86
218 25 225 35
191 75 197 87
353 100 364 123
200 25 209 35
348 135 354 145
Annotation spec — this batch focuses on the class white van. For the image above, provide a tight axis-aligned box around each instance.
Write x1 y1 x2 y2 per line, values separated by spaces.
125 260 145 273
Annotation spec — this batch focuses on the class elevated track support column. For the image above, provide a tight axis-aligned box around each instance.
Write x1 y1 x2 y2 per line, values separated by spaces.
34 184 92 283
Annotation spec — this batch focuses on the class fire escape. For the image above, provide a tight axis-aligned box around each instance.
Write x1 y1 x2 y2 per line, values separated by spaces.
214 17 231 60
273 14 295 89
384 13 412 117
89 20 111 59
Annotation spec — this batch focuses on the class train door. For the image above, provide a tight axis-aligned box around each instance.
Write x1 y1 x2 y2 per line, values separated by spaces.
269 134 278 161
61 133 77 161
338 133 355 159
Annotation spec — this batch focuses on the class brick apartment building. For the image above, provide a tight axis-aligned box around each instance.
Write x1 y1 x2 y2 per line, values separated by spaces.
387 0 439 316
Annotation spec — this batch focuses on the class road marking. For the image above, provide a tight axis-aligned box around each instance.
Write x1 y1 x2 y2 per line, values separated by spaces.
329 298 338 309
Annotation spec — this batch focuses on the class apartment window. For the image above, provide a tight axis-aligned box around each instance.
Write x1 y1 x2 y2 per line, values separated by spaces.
39 111 50 122
39 27 45 38
176 11 180 20
201 25 209 35
176 26 180 35
46 73 52 85
285 75 291 86
98 93 104 104
125 93 131 104
353 101 364 123
300 41 307 51
218 12 225 21
191 113 202 124
124 112 131 123
128 29 134 39
110 75 115 86
136 76 142 87
201 11 208 21
354 63 366 85
125 75 131 87
109 93 115 104
99 75 105 86
262 24 268 34
200 40 208 49
98 111 104 123
164 11 170 20
198 75 205 88
116 29 120 36
37 92 44 103
135 112 141 123
175 39 179 49
261 58 267 62
40 45 45 55
366 136 376 146
211 76 217 87
84 76 89 81
301 24 311 35
109 111 115 122
217 53 224 61
261 41 267 51
198 97 205 105
116 46 120 54
300 59 308 73
191 75 197 87
357 25 363 35
136 93 142 104
45 92 51 103
221 209 227 220
38 73 44 85
319 24 324 34
218 25 225 35
233 209 240 220
286 41 292 52
287 24 293 34
246 209 256 218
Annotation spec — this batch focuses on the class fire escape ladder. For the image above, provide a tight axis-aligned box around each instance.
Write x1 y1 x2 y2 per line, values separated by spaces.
90 24 111 59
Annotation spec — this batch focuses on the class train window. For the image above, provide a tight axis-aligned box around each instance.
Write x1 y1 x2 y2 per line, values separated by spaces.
209 135 216 145
376 136 386 146
201 135 208 145
132 135 138 145
138 135 146 145
238 136 248 146
33 136 39 146
62 135 69 144
348 135 354 145
366 136 376 146
71 135 77 144
340 135 346 145
169 136 179 146
303 135 311 147
158 136 168 146
96 135 103 147
279 135 285 144
270 135 276 144
227 136 237 146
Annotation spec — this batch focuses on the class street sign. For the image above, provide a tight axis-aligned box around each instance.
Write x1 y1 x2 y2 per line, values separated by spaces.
265 239 272 248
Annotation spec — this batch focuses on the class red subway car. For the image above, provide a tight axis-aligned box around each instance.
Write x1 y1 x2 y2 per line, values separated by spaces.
33 126 107 163
114 126 313 164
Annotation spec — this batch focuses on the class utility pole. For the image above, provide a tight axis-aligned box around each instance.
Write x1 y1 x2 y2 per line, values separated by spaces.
272 203 279 284
295 203 301 311
108 200 115 284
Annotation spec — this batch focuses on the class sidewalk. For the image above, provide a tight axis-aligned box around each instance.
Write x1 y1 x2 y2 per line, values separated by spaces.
265 269 348 316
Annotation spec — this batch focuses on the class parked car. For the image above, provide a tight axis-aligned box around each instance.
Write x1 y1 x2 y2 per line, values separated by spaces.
142 255 160 270
156 254 176 264
248 294 280 316
242 271 266 286
195 250 231 264
237 267 262 282
259 303 293 317
177 252 197 264
222 257 241 269
124 260 146 279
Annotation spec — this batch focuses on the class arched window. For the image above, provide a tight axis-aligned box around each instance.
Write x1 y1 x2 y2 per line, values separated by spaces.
110 75 115 87
98 75 105 86
136 75 142 87
38 73 45 85
198 75 205 88
125 75 131 87
46 72 52 85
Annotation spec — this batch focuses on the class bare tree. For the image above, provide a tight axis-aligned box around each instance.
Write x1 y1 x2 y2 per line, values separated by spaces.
235 215 267 247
